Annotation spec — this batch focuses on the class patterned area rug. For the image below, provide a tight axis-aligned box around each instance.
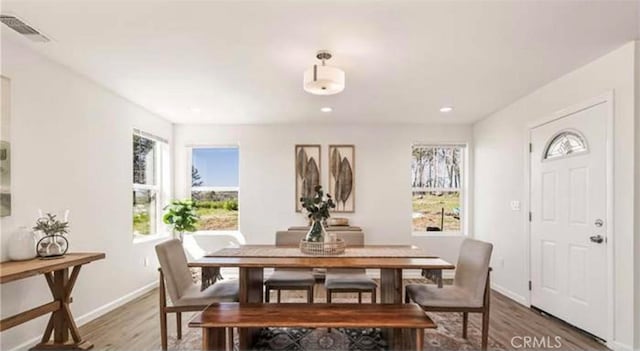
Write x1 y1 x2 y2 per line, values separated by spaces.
172 312 505 351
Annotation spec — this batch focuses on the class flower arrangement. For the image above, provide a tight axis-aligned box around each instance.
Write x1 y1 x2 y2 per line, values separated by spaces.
300 185 336 242
300 185 336 221
33 213 69 236
33 212 70 258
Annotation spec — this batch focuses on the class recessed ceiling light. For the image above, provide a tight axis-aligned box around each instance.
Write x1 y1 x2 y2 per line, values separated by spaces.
190 107 202 114
439 106 454 113
320 107 333 113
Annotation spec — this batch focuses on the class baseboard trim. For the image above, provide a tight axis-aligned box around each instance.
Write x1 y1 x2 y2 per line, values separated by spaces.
608 340 633 351
492 283 528 306
8 280 158 351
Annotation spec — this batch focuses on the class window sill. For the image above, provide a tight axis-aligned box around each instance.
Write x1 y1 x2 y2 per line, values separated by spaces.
133 233 171 244
411 232 466 238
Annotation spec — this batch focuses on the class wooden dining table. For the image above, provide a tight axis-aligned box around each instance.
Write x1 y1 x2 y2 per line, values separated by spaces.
189 244 455 349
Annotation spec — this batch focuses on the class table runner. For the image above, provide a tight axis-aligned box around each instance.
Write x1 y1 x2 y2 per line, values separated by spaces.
206 245 436 258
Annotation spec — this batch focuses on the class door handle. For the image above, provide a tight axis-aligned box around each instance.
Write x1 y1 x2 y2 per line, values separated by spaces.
589 235 604 244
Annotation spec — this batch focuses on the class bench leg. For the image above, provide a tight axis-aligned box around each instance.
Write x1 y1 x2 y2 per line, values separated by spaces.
265 287 270 303
416 328 424 351
202 327 226 351
371 289 377 304
358 292 362 304
327 289 332 303
277 289 281 303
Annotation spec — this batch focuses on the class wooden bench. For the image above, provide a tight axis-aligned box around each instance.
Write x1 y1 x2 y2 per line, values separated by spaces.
189 302 436 351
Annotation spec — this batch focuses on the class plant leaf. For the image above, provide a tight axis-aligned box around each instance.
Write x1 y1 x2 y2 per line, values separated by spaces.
338 157 353 206
296 148 308 179
305 158 320 199
330 148 341 180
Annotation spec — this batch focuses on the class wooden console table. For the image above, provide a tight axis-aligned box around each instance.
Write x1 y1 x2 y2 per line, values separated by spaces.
0 252 105 350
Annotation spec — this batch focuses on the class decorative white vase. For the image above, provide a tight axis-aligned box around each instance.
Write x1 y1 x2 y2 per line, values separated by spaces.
8 226 38 261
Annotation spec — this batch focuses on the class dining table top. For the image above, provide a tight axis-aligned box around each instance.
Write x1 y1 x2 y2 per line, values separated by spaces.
188 245 455 270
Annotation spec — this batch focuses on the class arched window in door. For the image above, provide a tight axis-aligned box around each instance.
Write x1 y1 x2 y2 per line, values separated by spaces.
543 130 588 160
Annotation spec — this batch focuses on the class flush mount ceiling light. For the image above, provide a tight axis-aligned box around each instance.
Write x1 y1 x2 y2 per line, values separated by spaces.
439 106 454 113
303 50 345 95
320 107 333 113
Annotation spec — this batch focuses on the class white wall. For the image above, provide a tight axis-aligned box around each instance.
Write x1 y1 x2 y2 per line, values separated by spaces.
173 124 472 265
635 41 640 350
0 38 173 350
473 42 637 350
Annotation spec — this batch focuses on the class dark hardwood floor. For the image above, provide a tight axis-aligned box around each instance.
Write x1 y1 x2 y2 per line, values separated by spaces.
77 280 608 351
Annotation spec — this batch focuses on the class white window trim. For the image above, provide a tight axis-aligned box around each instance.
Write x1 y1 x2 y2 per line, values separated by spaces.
187 146 240 233
411 144 468 237
133 131 171 242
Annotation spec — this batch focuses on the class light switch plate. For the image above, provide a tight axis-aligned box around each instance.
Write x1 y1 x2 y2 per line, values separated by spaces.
510 200 521 211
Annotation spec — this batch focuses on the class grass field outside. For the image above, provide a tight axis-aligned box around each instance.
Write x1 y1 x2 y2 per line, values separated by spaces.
412 191 460 232
195 206 238 231
191 190 239 231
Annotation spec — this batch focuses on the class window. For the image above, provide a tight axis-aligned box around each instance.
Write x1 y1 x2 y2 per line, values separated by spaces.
544 130 588 160
132 131 170 238
190 147 239 231
411 145 465 234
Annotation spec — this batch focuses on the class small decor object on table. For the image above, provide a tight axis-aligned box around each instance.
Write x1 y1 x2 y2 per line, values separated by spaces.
299 185 346 255
300 185 335 242
7 226 38 261
33 211 69 259
163 199 199 241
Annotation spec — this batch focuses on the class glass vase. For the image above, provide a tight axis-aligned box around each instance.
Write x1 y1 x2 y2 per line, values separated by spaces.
305 219 327 242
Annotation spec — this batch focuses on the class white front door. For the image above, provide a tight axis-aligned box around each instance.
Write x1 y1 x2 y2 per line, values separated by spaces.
530 102 608 339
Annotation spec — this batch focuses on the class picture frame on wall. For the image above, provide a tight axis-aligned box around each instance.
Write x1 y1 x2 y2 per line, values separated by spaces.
1 76 11 217
329 145 355 213
295 144 321 212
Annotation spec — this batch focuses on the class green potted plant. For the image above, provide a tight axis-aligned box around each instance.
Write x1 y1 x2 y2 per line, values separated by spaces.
300 185 336 242
163 199 199 241
33 213 70 258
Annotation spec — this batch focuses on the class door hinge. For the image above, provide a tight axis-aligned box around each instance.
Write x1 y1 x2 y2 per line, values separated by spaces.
529 281 532 291
529 143 533 153
529 212 532 222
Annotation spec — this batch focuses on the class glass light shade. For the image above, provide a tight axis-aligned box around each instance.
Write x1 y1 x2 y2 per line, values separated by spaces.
303 65 345 95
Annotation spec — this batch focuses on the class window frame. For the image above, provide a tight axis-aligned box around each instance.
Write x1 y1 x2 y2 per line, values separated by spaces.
132 130 171 242
411 143 468 237
187 145 240 234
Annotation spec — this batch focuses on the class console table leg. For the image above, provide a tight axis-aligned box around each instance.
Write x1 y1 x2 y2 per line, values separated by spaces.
32 266 93 351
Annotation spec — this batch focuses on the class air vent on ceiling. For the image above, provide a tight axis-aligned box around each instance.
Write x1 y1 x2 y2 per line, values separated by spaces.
0 15 50 42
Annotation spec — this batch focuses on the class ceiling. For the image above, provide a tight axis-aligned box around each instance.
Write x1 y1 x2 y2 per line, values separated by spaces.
1 1 638 125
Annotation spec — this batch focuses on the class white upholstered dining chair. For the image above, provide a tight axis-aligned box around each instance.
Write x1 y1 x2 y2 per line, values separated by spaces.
155 239 239 350
405 238 493 350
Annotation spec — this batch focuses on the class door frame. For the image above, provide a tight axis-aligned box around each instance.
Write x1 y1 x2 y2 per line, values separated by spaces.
524 91 614 345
